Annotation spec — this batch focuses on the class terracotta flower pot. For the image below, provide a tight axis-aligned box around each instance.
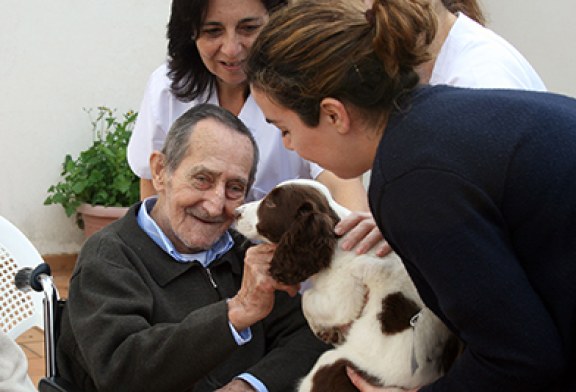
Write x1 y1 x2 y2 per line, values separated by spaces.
77 204 129 238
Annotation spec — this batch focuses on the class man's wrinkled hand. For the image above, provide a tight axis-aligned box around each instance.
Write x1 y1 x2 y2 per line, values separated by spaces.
228 243 299 331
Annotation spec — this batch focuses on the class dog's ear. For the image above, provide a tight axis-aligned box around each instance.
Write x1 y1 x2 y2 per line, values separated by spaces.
269 206 337 285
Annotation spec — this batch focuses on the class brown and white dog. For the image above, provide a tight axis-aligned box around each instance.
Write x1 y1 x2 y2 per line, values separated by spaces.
234 179 460 392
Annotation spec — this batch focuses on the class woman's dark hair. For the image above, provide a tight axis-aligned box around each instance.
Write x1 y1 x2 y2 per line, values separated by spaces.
166 0 287 102
441 0 485 25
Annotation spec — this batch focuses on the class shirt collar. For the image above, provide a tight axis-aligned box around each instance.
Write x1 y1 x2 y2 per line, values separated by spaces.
137 197 234 267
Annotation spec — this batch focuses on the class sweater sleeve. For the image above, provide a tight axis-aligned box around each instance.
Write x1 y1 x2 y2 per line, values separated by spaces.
375 168 566 391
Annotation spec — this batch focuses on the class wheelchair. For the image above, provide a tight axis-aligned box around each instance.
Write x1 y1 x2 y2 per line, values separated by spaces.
15 263 82 392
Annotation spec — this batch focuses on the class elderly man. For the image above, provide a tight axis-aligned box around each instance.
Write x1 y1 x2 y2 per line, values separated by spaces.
57 104 328 392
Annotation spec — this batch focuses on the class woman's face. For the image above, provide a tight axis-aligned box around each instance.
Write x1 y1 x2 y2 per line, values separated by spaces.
252 88 376 179
196 0 268 88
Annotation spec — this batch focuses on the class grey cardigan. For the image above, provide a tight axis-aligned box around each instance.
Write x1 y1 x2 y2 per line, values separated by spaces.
57 203 328 392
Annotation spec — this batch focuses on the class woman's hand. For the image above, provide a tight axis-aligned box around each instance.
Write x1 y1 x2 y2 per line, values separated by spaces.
346 367 420 392
335 211 392 257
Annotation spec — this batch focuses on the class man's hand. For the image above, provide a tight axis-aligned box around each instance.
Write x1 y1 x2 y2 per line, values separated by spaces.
335 211 392 256
215 379 256 391
346 367 420 392
228 244 299 331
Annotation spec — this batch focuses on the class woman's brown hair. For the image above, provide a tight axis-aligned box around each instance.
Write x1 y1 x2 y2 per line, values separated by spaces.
246 0 436 127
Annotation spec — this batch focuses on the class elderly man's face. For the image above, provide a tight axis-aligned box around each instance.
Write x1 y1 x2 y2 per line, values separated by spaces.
151 118 254 253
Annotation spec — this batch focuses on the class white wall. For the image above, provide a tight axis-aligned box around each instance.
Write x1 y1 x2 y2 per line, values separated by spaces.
1 0 575 255
481 0 576 97
0 1 170 254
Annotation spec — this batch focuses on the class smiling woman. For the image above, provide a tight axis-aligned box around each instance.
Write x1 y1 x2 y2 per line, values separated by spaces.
192 0 270 109
126 0 370 214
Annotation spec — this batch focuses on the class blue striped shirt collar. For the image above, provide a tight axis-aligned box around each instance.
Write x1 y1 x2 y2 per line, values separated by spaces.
137 197 234 267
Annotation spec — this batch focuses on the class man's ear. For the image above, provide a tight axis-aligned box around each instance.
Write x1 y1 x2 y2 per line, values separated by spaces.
320 97 350 135
149 151 166 192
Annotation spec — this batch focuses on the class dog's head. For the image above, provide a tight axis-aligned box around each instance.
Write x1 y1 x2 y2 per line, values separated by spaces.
235 179 343 285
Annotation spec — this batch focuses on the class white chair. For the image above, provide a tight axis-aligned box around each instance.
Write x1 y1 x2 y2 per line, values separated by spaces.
0 216 45 339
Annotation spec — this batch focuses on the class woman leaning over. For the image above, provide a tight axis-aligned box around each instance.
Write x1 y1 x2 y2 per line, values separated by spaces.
246 0 576 390
335 0 545 253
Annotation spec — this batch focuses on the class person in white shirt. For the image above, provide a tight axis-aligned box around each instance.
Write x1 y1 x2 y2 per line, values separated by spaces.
127 0 369 212
358 0 545 90
421 0 546 90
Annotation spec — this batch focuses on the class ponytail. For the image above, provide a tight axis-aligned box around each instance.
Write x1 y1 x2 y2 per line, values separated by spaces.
371 0 436 78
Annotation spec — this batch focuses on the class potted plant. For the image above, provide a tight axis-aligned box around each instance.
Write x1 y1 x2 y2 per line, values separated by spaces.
44 106 140 237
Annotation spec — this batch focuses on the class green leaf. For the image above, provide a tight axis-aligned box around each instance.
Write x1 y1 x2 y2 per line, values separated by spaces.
44 106 140 226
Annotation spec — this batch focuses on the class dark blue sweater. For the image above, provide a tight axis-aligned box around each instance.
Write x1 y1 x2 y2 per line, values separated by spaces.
369 85 576 391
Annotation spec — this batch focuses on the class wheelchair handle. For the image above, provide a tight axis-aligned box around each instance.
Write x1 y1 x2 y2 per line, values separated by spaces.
15 263 52 292
14 262 60 378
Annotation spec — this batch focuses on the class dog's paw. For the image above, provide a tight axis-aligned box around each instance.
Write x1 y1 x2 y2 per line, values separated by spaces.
315 323 352 345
